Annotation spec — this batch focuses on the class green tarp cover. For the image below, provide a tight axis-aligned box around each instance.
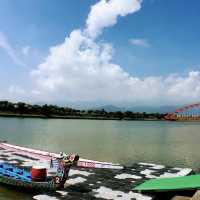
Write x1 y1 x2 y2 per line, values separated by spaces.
133 175 200 192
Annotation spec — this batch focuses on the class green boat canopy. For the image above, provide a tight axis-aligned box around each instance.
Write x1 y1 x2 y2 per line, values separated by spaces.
133 175 200 192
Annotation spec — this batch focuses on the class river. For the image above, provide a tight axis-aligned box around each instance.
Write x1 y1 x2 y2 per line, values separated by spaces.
0 117 200 199
0 117 200 169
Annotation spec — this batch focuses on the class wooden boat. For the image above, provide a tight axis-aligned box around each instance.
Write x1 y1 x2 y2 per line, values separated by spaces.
0 141 123 169
0 154 79 191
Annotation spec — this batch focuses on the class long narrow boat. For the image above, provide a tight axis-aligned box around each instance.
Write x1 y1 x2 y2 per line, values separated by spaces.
0 141 123 169
0 163 55 191
0 154 78 191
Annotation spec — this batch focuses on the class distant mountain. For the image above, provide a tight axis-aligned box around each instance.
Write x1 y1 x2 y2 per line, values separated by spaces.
127 106 177 113
35 100 178 114
93 105 126 112
93 105 177 113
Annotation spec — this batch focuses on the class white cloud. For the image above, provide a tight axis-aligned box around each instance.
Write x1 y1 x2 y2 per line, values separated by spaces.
129 38 150 47
165 71 200 104
31 29 124 101
85 0 142 38
0 32 25 67
31 0 143 102
28 0 200 106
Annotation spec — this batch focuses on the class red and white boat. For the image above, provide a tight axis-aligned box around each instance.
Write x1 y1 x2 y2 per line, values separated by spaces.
0 140 123 170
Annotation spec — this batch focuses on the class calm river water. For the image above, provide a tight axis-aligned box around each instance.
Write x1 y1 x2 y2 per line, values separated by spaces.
0 117 200 199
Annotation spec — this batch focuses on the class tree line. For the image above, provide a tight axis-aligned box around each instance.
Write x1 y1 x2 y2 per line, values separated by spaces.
0 101 165 120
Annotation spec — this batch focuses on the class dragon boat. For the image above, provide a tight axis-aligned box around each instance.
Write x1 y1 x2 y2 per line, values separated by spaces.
0 141 123 169
0 154 79 191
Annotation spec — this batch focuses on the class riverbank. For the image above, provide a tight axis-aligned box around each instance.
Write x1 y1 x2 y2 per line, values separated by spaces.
0 101 165 121
0 112 164 121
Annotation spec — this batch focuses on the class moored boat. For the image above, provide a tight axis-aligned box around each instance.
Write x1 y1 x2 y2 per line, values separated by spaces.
0 154 79 191
0 141 123 169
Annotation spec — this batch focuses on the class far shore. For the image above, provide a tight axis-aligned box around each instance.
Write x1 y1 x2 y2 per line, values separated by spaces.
0 112 163 121
0 101 166 121
1 113 200 122
1 101 200 122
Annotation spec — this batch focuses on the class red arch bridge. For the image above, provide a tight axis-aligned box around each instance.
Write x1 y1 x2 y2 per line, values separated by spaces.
165 103 200 121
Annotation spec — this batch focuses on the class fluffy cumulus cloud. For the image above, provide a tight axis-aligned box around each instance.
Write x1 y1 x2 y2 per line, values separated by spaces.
30 0 200 106
85 0 142 38
31 29 133 102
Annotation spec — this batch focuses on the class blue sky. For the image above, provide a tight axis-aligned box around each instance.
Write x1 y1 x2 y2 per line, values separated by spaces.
0 0 200 106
